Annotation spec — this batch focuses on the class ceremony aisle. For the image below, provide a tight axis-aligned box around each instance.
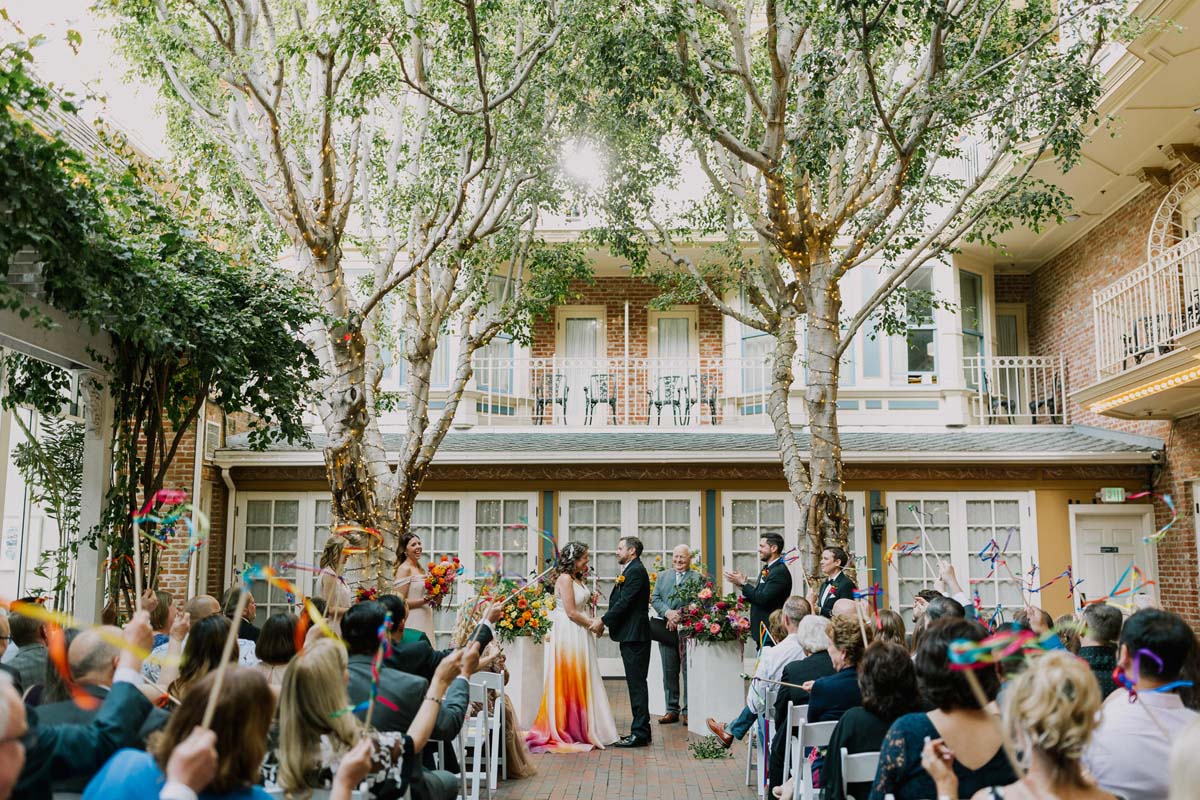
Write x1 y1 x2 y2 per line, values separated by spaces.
497 679 759 800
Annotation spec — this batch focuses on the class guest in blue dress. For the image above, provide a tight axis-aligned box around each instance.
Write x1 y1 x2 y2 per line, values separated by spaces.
869 618 1016 800
84 667 275 800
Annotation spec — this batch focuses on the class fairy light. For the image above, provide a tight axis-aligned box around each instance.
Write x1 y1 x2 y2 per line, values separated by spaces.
1089 364 1200 414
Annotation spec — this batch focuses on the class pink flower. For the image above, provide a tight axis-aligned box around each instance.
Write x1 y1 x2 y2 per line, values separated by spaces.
693 622 704 631
698 587 713 600
709 623 722 634
715 601 727 610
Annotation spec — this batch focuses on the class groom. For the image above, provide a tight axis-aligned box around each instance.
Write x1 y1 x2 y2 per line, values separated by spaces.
593 535 652 747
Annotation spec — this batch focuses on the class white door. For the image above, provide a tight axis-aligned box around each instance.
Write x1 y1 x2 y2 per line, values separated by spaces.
559 492 703 676
648 309 699 426
1070 506 1156 609
555 308 605 425
720 492 868 596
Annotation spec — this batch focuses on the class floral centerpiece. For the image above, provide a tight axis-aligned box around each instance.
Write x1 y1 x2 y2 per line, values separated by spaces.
478 577 555 643
425 555 461 608
671 577 751 643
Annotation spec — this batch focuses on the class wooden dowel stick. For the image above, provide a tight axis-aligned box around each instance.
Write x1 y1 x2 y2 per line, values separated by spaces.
963 668 1023 778
201 588 250 729
133 519 144 613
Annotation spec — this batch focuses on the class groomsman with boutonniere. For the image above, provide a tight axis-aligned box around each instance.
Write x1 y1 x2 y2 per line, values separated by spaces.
807 546 857 617
650 544 701 725
723 533 792 653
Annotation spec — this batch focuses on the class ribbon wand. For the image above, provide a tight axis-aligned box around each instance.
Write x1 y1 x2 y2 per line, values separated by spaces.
908 504 943 577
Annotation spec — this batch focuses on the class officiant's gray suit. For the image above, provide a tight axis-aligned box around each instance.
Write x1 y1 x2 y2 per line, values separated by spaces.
650 567 702 717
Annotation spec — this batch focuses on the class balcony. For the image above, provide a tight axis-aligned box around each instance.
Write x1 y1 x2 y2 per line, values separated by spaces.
468 356 773 427
964 356 1069 425
1077 235 1200 419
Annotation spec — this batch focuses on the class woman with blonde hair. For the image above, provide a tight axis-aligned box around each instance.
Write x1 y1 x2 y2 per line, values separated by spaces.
921 649 1117 800
262 638 465 799
318 537 353 618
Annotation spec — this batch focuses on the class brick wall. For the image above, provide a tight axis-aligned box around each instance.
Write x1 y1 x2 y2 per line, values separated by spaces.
1027 171 1199 626
529 277 725 359
995 273 1032 304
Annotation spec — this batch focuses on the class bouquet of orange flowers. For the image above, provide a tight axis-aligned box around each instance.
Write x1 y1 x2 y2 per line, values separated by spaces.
479 578 555 643
425 555 461 608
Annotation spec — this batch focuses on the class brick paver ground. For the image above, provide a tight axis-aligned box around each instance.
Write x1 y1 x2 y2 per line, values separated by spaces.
495 679 758 800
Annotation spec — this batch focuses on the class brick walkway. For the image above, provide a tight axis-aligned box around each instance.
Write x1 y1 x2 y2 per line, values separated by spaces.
496 679 758 800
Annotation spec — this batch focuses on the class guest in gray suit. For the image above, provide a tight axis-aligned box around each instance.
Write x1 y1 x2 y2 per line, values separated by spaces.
650 544 702 725
343 600 476 800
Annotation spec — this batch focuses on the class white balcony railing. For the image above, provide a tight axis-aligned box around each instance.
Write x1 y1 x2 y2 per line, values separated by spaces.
965 355 1068 425
469 356 773 427
1093 234 1200 379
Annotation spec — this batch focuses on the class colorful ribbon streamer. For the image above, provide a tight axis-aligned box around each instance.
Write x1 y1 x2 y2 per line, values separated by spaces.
47 623 100 710
947 626 1064 670
1126 491 1178 543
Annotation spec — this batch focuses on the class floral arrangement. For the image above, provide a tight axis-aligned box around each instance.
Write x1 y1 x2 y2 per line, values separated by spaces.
671 577 751 643
425 555 461 609
479 578 554 643
354 586 379 603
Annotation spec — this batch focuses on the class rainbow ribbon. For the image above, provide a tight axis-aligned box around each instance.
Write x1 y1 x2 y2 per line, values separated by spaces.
885 539 919 565
854 583 884 629
511 518 559 558
1126 491 1178 543
132 489 210 554
948 626 1064 670
1113 647 1195 700
47 623 100 710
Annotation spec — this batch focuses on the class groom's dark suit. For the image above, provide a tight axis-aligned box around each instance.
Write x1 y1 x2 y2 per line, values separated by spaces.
602 556 652 742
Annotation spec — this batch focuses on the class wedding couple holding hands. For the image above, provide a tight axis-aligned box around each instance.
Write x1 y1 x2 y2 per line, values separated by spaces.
525 537 653 752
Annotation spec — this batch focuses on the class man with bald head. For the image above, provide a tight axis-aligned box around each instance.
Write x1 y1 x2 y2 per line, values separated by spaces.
183 594 220 621
34 627 170 794
649 544 702 724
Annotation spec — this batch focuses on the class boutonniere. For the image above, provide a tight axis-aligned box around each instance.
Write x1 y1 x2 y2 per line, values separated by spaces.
760 568 770 580
616 575 626 585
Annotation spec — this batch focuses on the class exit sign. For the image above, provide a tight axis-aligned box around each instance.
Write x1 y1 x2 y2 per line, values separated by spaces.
1101 487 1126 503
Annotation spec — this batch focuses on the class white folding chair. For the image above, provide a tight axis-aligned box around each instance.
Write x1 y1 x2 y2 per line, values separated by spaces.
778 702 808 790
840 748 881 800
745 684 779 796
458 679 491 800
265 790 364 800
471 671 507 789
789 720 837 800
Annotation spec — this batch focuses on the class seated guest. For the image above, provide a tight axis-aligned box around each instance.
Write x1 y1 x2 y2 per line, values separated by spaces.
12 611 157 800
378 594 452 680
150 590 176 650
264 639 470 800
83 667 274 799
1078 603 1122 698
342 601 472 781
876 609 906 646
768 615 835 790
808 613 872 722
1170 719 1200 800
37 627 171 794
1083 608 1199 800
7 598 49 693
26 628 84 707
145 594 256 684
169 615 238 699
869 618 1016 800
820 642 921 800
252 612 297 690
708 596 810 747
923 649 1115 800
222 586 261 643
1056 613 1082 653
768 609 788 646
908 588 944 650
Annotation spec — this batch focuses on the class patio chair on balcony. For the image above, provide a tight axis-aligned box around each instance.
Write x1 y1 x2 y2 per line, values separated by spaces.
533 373 568 425
646 375 684 425
1028 396 1061 424
1122 314 1175 370
583 373 617 425
682 373 718 425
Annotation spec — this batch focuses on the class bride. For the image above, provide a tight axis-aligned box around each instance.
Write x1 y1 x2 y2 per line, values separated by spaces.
525 541 618 752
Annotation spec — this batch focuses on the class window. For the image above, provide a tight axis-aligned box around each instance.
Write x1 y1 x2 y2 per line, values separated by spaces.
729 498 787 578
410 498 462 637
243 498 301 619
475 498 533 580
960 270 985 388
430 332 453 388
204 420 222 461
905 267 937 374
739 290 772 396
887 493 1035 628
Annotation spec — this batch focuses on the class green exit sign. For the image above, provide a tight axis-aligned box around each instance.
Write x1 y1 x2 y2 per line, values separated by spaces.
1101 487 1126 503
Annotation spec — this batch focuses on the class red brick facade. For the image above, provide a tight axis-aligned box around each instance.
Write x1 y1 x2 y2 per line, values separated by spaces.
1027 171 1199 626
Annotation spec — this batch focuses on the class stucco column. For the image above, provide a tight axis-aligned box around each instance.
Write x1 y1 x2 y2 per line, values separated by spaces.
75 373 113 623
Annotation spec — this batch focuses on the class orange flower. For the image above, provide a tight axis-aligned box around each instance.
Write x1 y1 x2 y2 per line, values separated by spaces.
428 562 435 570
531 619 540 628
516 618 526 627
441 555 449 562
517 598 528 609
616 575 625 585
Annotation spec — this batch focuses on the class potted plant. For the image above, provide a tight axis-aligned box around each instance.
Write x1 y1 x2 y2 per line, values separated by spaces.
672 577 751 736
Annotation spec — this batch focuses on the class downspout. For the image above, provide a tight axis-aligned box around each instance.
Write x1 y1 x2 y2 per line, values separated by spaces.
187 404 206 598
222 466 237 591
624 300 629 424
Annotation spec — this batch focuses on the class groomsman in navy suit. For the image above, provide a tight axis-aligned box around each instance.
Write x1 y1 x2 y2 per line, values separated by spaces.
808 546 857 617
723 533 792 652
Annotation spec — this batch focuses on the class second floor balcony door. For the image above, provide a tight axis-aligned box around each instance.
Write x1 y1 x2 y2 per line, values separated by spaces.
555 307 605 426
648 309 698 426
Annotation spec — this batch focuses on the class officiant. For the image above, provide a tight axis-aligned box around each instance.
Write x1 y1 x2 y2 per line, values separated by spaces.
649 544 701 725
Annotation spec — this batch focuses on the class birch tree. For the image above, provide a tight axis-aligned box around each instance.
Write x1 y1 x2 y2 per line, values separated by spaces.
109 0 587 586
577 0 1129 577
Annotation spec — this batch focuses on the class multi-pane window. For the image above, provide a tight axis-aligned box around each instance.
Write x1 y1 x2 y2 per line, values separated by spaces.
905 267 937 374
966 499 1026 621
310 499 333 567
892 499 951 626
566 498 624 661
410 499 462 637
729 498 787 579
243 499 300 618
475 498 533 581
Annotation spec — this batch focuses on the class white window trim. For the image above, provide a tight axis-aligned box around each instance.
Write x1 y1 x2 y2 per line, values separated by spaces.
647 307 699 360
885 491 1038 618
719 491 868 593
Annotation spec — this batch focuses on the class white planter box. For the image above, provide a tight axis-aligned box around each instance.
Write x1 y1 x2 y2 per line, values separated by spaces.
686 638 746 737
504 636 546 730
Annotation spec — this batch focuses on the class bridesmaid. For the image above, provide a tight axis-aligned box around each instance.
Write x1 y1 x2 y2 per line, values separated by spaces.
317 538 353 617
395 532 437 646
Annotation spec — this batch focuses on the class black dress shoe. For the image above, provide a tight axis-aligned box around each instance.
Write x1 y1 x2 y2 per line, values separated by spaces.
614 735 651 748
